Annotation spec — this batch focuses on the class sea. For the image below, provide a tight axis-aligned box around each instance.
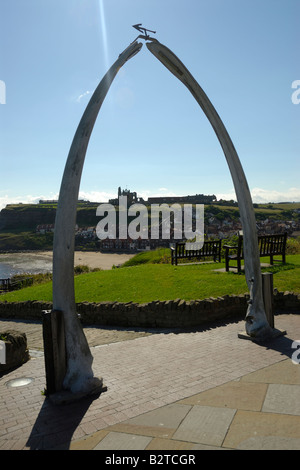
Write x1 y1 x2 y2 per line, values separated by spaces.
0 253 53 279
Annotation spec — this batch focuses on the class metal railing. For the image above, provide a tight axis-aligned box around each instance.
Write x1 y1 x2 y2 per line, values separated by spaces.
0 276 33 292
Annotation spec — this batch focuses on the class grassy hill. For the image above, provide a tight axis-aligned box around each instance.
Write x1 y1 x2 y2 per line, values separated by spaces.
1 254 299 305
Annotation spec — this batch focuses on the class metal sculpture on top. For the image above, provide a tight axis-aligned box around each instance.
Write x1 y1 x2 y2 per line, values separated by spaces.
132 24 157 42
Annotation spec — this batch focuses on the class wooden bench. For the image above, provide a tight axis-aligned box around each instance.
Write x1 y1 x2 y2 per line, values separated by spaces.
171 240 221 265
224 232 287 273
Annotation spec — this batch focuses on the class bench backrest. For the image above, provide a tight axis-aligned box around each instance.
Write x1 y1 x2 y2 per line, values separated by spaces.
239 233 287 257
200 240 221 256
258 233 287 255
174 240 221 258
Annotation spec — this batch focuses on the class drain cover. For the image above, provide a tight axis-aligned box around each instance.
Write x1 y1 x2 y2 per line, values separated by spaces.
5 377 34 388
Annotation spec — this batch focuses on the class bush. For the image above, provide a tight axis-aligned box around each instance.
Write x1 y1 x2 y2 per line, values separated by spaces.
122 248 171 267
287 237 300 255
74 264 90 275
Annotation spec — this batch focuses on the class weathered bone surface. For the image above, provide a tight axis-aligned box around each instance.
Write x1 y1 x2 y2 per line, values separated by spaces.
146 40 272 339
52 41 143 395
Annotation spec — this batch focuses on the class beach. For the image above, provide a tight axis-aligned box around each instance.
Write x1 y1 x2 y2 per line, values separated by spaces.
0 251 135 278
68 251 135 269
22 251 135 270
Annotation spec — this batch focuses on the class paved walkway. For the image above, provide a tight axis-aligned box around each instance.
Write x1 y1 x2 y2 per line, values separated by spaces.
0 314 299 450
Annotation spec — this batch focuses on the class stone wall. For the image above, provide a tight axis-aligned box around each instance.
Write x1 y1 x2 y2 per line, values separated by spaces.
0 291 299 328
0 330 29 373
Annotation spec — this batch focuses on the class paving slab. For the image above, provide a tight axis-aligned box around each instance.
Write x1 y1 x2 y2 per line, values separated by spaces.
262 384 300 415
93 431 152 450
109 423 176 440
178 380 268 412
146 436 226 450
69 430 110 450
223 410 300 449
191 442 227 450
145 437 195 450
235 436 300 450
172 405 236 447
118 403 192 429
109 403 191 440
240 359 300 385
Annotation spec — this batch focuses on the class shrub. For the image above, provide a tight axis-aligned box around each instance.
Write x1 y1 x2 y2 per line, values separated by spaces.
74 264 90 275
287 236 300 255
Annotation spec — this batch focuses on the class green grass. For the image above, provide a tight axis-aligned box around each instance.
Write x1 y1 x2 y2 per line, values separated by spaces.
0 231 54 250
121 248 171 267
1 255 299 305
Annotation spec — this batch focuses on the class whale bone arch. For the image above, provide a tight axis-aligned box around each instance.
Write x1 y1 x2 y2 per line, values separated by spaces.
53 38 271 396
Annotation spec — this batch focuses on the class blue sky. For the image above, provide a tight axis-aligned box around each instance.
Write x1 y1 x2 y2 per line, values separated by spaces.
0 0 299 209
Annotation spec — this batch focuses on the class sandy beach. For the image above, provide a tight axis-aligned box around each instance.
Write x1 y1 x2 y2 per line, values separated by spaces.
37 251 134 269
75 251 135 269
0 251 135 275
30 251 135 270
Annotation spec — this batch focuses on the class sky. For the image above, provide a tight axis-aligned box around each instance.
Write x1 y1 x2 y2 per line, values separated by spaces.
0 0 299 210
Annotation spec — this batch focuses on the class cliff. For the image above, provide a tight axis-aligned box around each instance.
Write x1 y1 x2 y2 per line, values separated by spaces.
0 203 100 231
0 204 56 231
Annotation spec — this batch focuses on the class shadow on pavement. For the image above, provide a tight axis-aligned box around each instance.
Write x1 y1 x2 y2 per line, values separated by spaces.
26 392 102 450
258 333 296 360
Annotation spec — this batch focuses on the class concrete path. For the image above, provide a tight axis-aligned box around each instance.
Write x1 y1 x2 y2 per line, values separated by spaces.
0 314 299 450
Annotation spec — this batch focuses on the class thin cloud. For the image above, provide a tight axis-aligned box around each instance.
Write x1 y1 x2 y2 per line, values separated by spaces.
76 90 92 103
78 190 115 202
0 194 59 210
216 187 300 204
251 187 300 204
